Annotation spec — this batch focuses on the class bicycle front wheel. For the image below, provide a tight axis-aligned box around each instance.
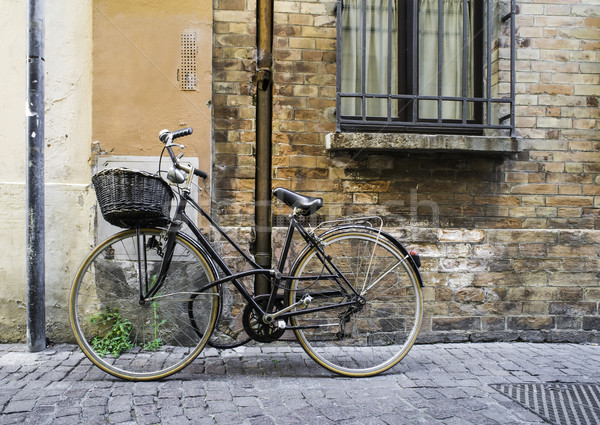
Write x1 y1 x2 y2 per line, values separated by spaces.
69 229 219 381
289 230 423 377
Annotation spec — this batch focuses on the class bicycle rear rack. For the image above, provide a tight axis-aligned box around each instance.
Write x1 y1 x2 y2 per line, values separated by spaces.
307 215 383 236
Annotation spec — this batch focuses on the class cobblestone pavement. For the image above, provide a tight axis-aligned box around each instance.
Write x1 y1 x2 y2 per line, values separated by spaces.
0 342 598 424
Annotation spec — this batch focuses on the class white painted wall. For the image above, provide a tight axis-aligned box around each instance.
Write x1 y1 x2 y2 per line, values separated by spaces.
0 0 95 342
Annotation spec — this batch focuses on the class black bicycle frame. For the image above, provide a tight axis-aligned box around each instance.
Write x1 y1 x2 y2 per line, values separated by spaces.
145 190 360 323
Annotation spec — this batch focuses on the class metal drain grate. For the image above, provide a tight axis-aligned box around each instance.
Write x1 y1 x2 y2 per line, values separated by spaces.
491 383 600 425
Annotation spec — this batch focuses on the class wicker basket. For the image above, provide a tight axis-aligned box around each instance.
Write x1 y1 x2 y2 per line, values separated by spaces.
92 168 173 229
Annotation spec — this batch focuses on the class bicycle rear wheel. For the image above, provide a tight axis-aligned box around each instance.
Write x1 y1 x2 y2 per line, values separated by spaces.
289 229 422 377
69 228 219 381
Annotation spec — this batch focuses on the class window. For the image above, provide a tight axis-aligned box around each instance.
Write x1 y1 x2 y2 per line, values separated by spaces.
336 0 515 135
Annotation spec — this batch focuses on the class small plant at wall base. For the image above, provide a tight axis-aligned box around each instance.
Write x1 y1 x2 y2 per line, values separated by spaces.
143 301 165 351
89 307 133 357
89 304 166 355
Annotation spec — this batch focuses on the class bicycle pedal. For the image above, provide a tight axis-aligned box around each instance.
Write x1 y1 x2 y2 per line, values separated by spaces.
276 320 286 330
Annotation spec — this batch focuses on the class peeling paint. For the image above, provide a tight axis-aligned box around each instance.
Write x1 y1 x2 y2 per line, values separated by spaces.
26 102 38 117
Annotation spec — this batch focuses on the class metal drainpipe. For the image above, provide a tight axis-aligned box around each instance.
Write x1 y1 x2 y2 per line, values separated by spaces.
26 0 46 352
254 0 274 295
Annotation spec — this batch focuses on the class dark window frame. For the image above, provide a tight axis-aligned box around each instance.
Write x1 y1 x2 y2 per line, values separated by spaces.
336 0 516 136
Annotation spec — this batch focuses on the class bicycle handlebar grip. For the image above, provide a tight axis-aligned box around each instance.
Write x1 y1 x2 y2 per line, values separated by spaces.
194 168 208 179
158 127 207 178
171 127 193 140
158 127 194 144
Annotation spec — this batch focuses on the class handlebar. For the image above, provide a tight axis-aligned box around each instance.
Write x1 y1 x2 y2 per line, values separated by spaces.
159 128 208 179
159 127 193 143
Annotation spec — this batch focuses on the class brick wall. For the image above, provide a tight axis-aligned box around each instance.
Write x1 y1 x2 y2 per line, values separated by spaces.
213 0 600 343
213 0 258 228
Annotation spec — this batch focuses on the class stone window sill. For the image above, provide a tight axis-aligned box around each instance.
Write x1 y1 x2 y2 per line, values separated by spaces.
326 133 518 155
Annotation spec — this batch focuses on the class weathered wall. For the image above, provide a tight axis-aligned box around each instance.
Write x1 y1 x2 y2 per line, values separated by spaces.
212 0 600 343
0 1 95 342
1 0 596 344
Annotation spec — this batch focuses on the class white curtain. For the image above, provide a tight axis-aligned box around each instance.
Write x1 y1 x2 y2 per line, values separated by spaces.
419 0 474 120
341 0 473 121
341 0 398 117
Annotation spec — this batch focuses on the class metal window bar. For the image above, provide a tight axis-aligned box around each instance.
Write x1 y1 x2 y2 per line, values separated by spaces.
361 0 367 121
462 0 469 124
336 0 516 135
412 0 419 124
387 0 393 120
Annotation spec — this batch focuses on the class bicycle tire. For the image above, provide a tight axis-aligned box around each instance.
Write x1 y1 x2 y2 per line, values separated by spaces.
69 228 219 381
288 229 423 377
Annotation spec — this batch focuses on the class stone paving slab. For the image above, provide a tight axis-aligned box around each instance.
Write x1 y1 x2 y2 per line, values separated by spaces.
0 342 598 424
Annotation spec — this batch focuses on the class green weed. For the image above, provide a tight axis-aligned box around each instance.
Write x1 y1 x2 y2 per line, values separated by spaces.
89 307 133 357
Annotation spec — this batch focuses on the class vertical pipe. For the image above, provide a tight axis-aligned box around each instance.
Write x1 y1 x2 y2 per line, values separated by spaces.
486 0 492 126
255 0 273 295
510 0 516 137
437 0 443 122
26 0 46 352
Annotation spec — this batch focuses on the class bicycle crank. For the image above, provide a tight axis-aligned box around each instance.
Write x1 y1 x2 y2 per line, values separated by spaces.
242 295 287 343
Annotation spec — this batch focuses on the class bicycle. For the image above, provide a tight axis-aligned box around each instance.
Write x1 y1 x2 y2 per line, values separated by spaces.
69 127 424 381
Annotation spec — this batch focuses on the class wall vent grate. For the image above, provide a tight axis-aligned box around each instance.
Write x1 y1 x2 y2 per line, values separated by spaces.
180 32 197 91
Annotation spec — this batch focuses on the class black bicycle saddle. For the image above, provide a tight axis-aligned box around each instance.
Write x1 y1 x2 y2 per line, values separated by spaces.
272 187 323 216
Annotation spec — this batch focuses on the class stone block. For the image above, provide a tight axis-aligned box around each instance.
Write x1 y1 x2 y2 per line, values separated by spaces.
548 330 594 343
487 229 558 244
582 316 600 330
438 229 486 243
435 288 453 301
523 301 550 315
548 272 598 286
559 230 600 244
473 272 522 287
517 330 549 343
558 287 583 301
507 316 555 330
431 317 481 331
481 302 523 316
455 288 485 303
556 316 582 330
508 287 558 301
482 317 506 331
549 302 597 315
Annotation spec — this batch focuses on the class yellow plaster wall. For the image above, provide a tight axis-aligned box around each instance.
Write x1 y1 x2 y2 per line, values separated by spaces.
92 0 213 175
